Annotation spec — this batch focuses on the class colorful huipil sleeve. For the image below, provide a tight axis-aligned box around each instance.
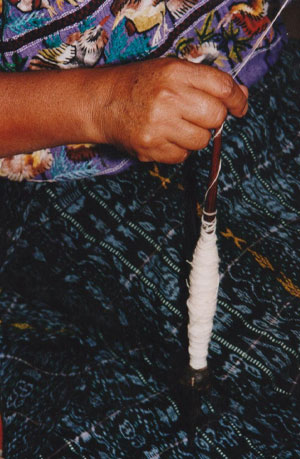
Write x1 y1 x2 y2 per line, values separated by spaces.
0 0 287 182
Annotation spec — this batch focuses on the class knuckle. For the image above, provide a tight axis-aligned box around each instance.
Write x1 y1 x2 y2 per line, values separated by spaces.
150 87 175 118
156 86 174 102
220 74 235 98
162 59 181 76
139 130 153 149
161 58 189 82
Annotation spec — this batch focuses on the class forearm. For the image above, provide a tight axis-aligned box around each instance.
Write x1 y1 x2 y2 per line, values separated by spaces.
0 60 248 164
0 67 114 157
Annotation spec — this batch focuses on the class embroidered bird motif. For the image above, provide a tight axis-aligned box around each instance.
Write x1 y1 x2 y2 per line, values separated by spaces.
7 0 56 17
7 0 83 17
0 150 53 181
217 0 273 39
29 20 109 70
111 0 198 45
177 40 220 65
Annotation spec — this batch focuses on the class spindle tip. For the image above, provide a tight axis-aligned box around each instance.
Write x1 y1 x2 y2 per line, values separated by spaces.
174 366 212 432
180 366 211 392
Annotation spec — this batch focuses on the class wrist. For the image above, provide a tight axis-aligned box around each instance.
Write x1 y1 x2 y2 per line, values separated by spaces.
82 66 119 145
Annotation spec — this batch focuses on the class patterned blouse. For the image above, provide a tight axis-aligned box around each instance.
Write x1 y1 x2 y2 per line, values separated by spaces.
0 0 286 181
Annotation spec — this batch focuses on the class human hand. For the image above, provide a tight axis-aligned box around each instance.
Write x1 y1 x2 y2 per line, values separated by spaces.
0 59 247 161
98 58 248 164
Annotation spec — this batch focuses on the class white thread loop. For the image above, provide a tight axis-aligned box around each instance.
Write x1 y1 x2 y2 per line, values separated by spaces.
187 217 219 369
204 159 222 203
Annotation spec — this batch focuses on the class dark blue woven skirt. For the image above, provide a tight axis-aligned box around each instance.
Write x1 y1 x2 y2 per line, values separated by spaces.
0 40 299 458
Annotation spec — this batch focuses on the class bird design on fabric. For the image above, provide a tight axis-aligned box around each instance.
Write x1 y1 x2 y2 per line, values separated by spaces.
7 0 56 17
7 0 82 17
0 150 53 181
29 20 109 70
217 0 273 39
110 0 198 45
177 40 220 64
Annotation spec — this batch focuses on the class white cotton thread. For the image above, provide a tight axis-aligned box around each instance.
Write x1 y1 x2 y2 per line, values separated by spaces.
187 216 219 369
213 0 290 142
186 2 290 370
231 0 290 80
203 159 222 204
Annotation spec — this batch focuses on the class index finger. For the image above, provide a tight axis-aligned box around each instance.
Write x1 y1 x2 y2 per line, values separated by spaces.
184 64 248 118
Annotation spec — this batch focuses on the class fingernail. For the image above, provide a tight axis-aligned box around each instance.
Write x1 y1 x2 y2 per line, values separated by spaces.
241 102 248 116
239 84 249 98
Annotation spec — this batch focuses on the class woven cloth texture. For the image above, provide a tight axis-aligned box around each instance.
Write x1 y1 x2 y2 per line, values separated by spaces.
0 40 299 458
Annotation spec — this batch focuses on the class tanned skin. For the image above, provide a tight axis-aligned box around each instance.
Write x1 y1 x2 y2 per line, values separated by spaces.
0 58 248 163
